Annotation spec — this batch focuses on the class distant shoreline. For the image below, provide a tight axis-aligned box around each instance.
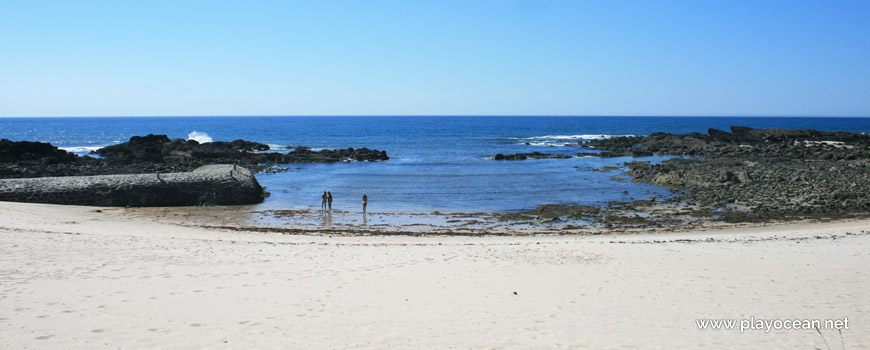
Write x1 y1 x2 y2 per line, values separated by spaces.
3 115 870 118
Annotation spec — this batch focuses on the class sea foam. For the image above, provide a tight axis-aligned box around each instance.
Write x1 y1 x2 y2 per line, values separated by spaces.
59 146 103 153
515 134 635 147
530 134 634 140
188 131 213 143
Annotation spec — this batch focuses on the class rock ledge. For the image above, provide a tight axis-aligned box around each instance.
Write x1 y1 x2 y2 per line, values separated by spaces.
0 164 263 207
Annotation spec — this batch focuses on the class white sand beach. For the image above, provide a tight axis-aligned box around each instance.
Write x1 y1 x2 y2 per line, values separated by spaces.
1 201 868 349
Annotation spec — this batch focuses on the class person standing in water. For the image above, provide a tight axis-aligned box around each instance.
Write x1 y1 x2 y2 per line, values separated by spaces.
321 191 328 210
327 191 333 210
362 194 368 213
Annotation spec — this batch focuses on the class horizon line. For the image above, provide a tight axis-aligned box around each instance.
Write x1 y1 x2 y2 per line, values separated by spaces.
2 114 869 118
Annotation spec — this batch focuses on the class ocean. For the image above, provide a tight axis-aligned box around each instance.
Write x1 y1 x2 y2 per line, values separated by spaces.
2 116 869 212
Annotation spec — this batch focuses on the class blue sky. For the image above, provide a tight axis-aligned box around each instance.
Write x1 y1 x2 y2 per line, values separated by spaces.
1 0 868 117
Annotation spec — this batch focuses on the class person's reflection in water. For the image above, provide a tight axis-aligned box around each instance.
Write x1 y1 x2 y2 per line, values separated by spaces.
321 209 332 228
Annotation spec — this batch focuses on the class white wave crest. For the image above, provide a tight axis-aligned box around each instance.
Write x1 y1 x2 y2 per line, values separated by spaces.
521 141 577 147
188 131 213 143
60 146 103 153
285 147 328 152
529 134 633 140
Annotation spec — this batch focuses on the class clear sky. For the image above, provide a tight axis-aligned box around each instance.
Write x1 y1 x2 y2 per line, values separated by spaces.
1 0 868 117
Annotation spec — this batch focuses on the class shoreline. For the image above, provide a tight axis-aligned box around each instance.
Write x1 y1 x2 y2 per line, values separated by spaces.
1 200 867 349
117 202 870 237
3 199 869 241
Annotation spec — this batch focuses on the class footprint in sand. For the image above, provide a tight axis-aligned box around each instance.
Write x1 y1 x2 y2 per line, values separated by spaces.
35 335 54 340
91 329 107 333
190 323 203 327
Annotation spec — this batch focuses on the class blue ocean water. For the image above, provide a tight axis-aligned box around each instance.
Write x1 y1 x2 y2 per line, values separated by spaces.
2 116 869 212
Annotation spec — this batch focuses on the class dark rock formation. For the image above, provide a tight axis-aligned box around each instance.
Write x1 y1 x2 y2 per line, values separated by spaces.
625 157 870 215
496 126 870 219
95 135 388 167
583 126 870 159
493 152 573 160
0 139 77 164
595 127 870 216
258 147 389 163
95 135 270 163
0 135 389 179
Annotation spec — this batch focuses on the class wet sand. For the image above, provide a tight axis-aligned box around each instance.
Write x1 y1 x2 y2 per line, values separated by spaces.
117 203 784 236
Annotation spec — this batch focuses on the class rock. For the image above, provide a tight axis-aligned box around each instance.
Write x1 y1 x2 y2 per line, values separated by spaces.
583 126 870 161
0 164 264 206
736 170 751 183
718 170 736 183
707 128 732 142
96 134 271 162
491 152 572 160
729 126 754 140
1 135 389 179
0 139 78 164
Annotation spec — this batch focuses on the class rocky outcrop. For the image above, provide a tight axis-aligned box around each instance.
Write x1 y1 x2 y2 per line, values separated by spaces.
602 127 870 216
95 134 389 166
494 126 870 218
0 135 390 178
0 164 263 207
713 126 869 144
256 147 389 163
626 158 870 214
0 139 77 164
583 126 870 159
95 135 270 163
493 152 573 160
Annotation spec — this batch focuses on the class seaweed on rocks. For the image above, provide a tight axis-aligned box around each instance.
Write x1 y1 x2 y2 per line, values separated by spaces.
601 126 870 218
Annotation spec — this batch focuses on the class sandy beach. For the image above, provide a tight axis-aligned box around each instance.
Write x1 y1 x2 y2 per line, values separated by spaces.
1 201 868 349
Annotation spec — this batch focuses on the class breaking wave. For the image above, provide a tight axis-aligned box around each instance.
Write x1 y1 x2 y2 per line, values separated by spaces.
511 134 635 147
522 141 579 147
188 131 213 143
528 134 634 140
59 146 103 153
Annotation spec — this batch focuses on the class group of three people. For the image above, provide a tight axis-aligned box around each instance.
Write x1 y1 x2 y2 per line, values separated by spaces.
321 191 368 212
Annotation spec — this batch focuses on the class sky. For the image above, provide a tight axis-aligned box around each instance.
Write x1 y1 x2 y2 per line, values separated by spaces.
0 0 868 117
